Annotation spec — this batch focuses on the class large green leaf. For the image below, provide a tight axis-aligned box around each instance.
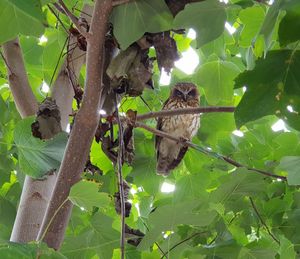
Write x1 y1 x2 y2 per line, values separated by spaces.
61 212 119 259
0 242 66 258
0 0 46 44
111 0 173 49
278 4 300 46
69 181 110 212
238 5 265 47
138 201 216 250
14 117 67 178
194 60 240 105
173 1 226 48
278 156 300 185
234 50 300 130
258 0 283 52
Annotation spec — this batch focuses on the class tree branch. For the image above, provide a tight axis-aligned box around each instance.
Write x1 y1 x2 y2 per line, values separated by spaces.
160 232 207 259
249 197 280 245
57 0 90 39
1 39 58 243
2 39 38 117
115 102 126 259
37 0 113 250
136 106 235 121
112 0 133 6
134 122 287 181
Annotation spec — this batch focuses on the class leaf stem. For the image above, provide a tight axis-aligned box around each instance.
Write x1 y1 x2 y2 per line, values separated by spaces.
160 232 207 259
249 197 280 245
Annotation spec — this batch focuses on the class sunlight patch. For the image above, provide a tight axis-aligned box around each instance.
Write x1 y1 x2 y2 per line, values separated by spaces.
232 130 244 137
187 28 196 40
66 124 71 133
159 68 172 86
39 35 48 44
225 22 236 35
161 182 175 193
99 109 107 115
175 47 199 75
271 119 290 132
41 81 50 93
287 105 294 113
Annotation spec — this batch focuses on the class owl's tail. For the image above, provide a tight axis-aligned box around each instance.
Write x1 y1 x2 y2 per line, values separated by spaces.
156 157 171 177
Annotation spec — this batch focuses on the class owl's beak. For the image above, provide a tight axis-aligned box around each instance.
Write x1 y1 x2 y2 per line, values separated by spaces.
183 94 187 102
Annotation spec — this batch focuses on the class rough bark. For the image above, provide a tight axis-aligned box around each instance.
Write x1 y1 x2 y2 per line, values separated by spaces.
37 0 113 249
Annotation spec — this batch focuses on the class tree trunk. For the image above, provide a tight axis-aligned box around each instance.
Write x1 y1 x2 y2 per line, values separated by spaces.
37 0 113 249
4 23 87 242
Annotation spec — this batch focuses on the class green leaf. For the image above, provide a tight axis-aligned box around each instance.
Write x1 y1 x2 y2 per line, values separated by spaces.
111 0 173 49
0 242 66 258
42 30 67 84
234 50 300 130
173 1 226 48
69 181 110 211
278 4 300 46
14 117 67 178
211 168 266 206
138 201 216 250
239 5 265 48
61 212 119 259
258 0 283 53
0 0 46 44
194 61 240 105
279 235 297 259
278 156 300 185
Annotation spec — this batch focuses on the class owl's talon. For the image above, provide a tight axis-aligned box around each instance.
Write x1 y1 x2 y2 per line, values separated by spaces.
178 136 189 145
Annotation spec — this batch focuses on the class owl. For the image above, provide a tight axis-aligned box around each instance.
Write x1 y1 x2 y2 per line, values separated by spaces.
156 83 200 176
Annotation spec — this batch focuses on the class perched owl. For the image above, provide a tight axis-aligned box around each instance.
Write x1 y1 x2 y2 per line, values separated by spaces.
156 83 200 176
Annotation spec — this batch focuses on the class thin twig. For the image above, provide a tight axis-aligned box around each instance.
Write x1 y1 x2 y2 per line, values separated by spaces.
160 232 206 259
47 4 69 34
134 122 287 181
49 37 68 87
37 198 69 242
113 0 133 6
249 197 280 245
136 106 235 121
73 7 92 17
57 0 89 39
140 218 165 255
53 2 65 14
115 100 126 259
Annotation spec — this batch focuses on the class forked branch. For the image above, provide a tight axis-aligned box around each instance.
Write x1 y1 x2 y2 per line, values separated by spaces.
57 0 90 39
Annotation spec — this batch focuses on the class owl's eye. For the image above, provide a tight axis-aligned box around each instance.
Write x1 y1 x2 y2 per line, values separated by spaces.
188 89 196 97
174 89 183 97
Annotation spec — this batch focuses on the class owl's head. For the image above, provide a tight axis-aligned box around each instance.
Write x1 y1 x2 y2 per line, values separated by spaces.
171 82 200 102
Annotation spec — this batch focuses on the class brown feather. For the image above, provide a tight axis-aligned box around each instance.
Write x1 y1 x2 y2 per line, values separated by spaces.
156 83 200 176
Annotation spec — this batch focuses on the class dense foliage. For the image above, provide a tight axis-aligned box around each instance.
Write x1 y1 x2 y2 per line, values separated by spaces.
1 0 300 258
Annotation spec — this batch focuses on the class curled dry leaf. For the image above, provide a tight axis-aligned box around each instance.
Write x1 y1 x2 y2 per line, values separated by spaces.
114 180 132 217
107 45 154 97
151 31 179 73
84 158 103 175
125 224 145 246
31 97 62 140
